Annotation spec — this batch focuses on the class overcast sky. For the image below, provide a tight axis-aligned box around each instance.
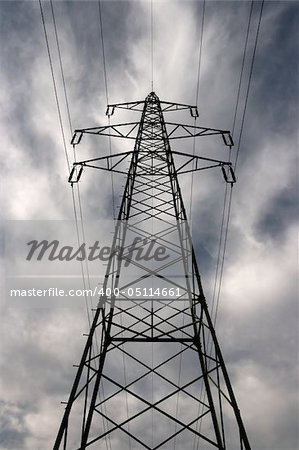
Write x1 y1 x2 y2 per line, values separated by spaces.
0 1 298 449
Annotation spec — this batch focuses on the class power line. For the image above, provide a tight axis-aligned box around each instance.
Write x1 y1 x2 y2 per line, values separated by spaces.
70 186 92 328
194 3 264 443
195 0 206 107
211 1 254 324
213 183 233 327
151 0 154 91
50 0 95 317
190 5 207 448
98 1 116 221
213 1 264 323
189 0 206 223
234 0 264 171
47 0 95 319
98 1 109 104
39 0 71 173
50 0 73 137
96 4 127 448
212 0 265 327
50 2 113 444
210 182 229 320
231 1 254 138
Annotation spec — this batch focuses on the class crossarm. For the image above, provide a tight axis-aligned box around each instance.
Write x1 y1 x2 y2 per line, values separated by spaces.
68 151 133 183
71 122 233 146
165 123 234 145
105 100 198 116
171 151 236 182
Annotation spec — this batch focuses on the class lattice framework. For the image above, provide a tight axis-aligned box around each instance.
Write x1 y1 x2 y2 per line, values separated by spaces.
54 92 250 450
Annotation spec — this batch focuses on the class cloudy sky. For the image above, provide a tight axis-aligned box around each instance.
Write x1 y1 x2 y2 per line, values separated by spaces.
0 0 298 449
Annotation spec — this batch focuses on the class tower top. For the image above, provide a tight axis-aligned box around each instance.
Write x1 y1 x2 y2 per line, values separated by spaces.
146 91 159 102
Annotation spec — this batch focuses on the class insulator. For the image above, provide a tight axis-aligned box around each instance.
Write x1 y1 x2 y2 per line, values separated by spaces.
106 105 115 117
221 166 228 182
229 166 236 183
77 165 84 182
68 165 83 184
71 131 83 146
190 106 199 118
68 166 76 183
222 132 234 147
221 165 236 184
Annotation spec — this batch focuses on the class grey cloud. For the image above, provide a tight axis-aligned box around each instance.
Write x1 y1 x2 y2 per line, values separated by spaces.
255 183 298 239
0 400 30 450
1 0 298 448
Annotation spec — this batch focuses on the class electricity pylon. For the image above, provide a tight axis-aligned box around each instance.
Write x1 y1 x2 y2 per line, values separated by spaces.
54 92 250 449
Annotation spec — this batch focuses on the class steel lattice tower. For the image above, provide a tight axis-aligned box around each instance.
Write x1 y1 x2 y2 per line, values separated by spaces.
54 92 250 449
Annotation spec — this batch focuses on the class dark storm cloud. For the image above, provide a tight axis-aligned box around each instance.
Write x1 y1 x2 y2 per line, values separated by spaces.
0 401 30 449
251 2 298 129
255 182 298 239
1 2 56 167
217 286 298 449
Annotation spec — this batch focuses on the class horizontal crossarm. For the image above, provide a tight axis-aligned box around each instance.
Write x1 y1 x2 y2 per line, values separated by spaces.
106 98 198 116
71 122 140 144
68 150 236 184
71 123 233 145
166 123 233 144
172 151 237 182
68 151 133 182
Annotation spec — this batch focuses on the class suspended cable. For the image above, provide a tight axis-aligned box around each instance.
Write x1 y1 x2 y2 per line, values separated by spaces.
39 17 103 428
213 0 264 322
189 0 206 223
48 0 95 320
70 187 92 327
211 1 264 334
50 0 93 301
98 1 109 104
210 183 229 321
39 0 71 173
212 2 255 322
75 181 95 310
97 4 127 448
40 4 111 446
231 1 254 138
194 3 264 446
212 0 264 325
190 6 207 448
98 1 116 222
97 0 116 310
96 5 116 447
151 0 154 91
198 1 256 320
182 2 206 431
195 0 206 108
213 184 233 326
50 0 73 136
234 0 264 171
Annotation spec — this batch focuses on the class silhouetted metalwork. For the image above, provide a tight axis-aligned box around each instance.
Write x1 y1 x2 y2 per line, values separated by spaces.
55 92 250 449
